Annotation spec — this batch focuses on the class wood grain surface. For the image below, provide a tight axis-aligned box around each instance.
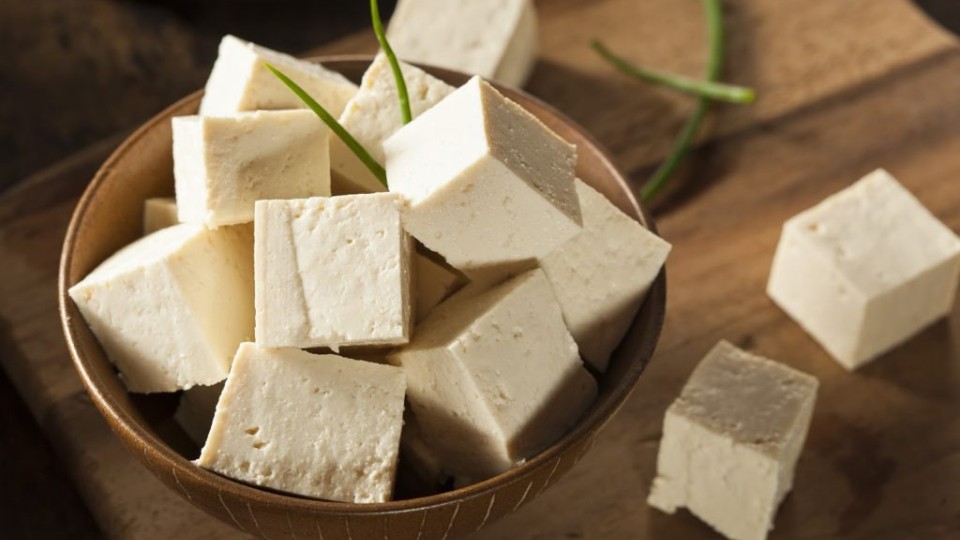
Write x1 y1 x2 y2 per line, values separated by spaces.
1 0 959 538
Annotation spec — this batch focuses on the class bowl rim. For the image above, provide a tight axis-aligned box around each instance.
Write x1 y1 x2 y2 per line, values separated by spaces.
58 54 667 516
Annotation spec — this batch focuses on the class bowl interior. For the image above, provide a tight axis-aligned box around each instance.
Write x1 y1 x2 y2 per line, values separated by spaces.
59 56 666 533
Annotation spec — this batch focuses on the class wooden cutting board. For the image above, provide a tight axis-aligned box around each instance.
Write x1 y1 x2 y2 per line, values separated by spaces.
2 0 959 538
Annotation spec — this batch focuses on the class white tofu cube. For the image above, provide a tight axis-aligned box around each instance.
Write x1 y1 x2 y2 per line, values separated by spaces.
767 169 960 370
199 35 358 116
68 224 254 393
387 0 538 88
175 382 224 447
540 179 671 371
413 251 465 322
384 76 582 273
197 344 406 503
143 197 179 235
648 341 819 540
173 111 331 228
254 193 412 350
332 53 455 194
389 269 597 483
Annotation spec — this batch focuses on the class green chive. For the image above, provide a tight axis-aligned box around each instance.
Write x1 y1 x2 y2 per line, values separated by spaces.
642 0 733 201
370 0 412 125
591 40 755 104
265 63 388 189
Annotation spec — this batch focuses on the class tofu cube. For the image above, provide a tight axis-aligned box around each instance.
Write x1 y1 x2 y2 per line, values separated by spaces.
384 76 582 273
199 35 358 116
175 382 224 447
540 179 671 371
143 197 179 235
173 110 331 228
389 268 597 482
387 0 538 88
254 193 412 349
197 344 406 503
648 341 819 540
68 224 254 393
333 53 455 194
413 251 466 322
767 169 960 370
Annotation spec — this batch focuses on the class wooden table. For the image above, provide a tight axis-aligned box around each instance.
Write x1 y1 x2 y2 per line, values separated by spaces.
3 0 960 538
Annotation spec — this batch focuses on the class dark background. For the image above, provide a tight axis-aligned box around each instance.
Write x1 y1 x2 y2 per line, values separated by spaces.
1 0 398 190
0 1 956 537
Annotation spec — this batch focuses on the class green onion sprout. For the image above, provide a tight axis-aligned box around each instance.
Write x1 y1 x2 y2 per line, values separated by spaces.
590 40 755 104
642 0 736 201
265 62 388 189
370 0 412 125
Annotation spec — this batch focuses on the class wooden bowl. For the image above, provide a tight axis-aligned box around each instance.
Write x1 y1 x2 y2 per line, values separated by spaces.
58 56 667 540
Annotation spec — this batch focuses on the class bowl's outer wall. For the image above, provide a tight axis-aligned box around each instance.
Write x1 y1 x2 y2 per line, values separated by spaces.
59 57 667 540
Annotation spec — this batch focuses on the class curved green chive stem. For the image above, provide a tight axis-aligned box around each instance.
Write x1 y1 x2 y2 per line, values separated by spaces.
641 0 730 202
590 40 755 104
370 0 412 125
264 63 388 189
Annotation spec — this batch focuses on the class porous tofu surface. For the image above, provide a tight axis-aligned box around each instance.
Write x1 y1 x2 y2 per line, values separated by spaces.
784 169 960 297
540 179 670 371
173 110 331 227
197 344 406 503
768 169 960 368
648 341 818 540
384 76 581 272
199 35 357 116
669 342 819 458
389 269 596 482
254 193 412 349
68 224 254 393
333 53 455 194
386 0 538 87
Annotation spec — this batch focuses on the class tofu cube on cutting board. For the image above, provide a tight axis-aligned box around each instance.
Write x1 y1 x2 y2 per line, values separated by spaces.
333 53 456 194
68 224 254 393
768 169 960 370
173 110 331 228
384 76 582 274
648 341 819 540
254 193 412 350
389 268 597 483
142 197 179 235
197 343 406 503
387 0 538 88
199 35 358 116
540 179 671 372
